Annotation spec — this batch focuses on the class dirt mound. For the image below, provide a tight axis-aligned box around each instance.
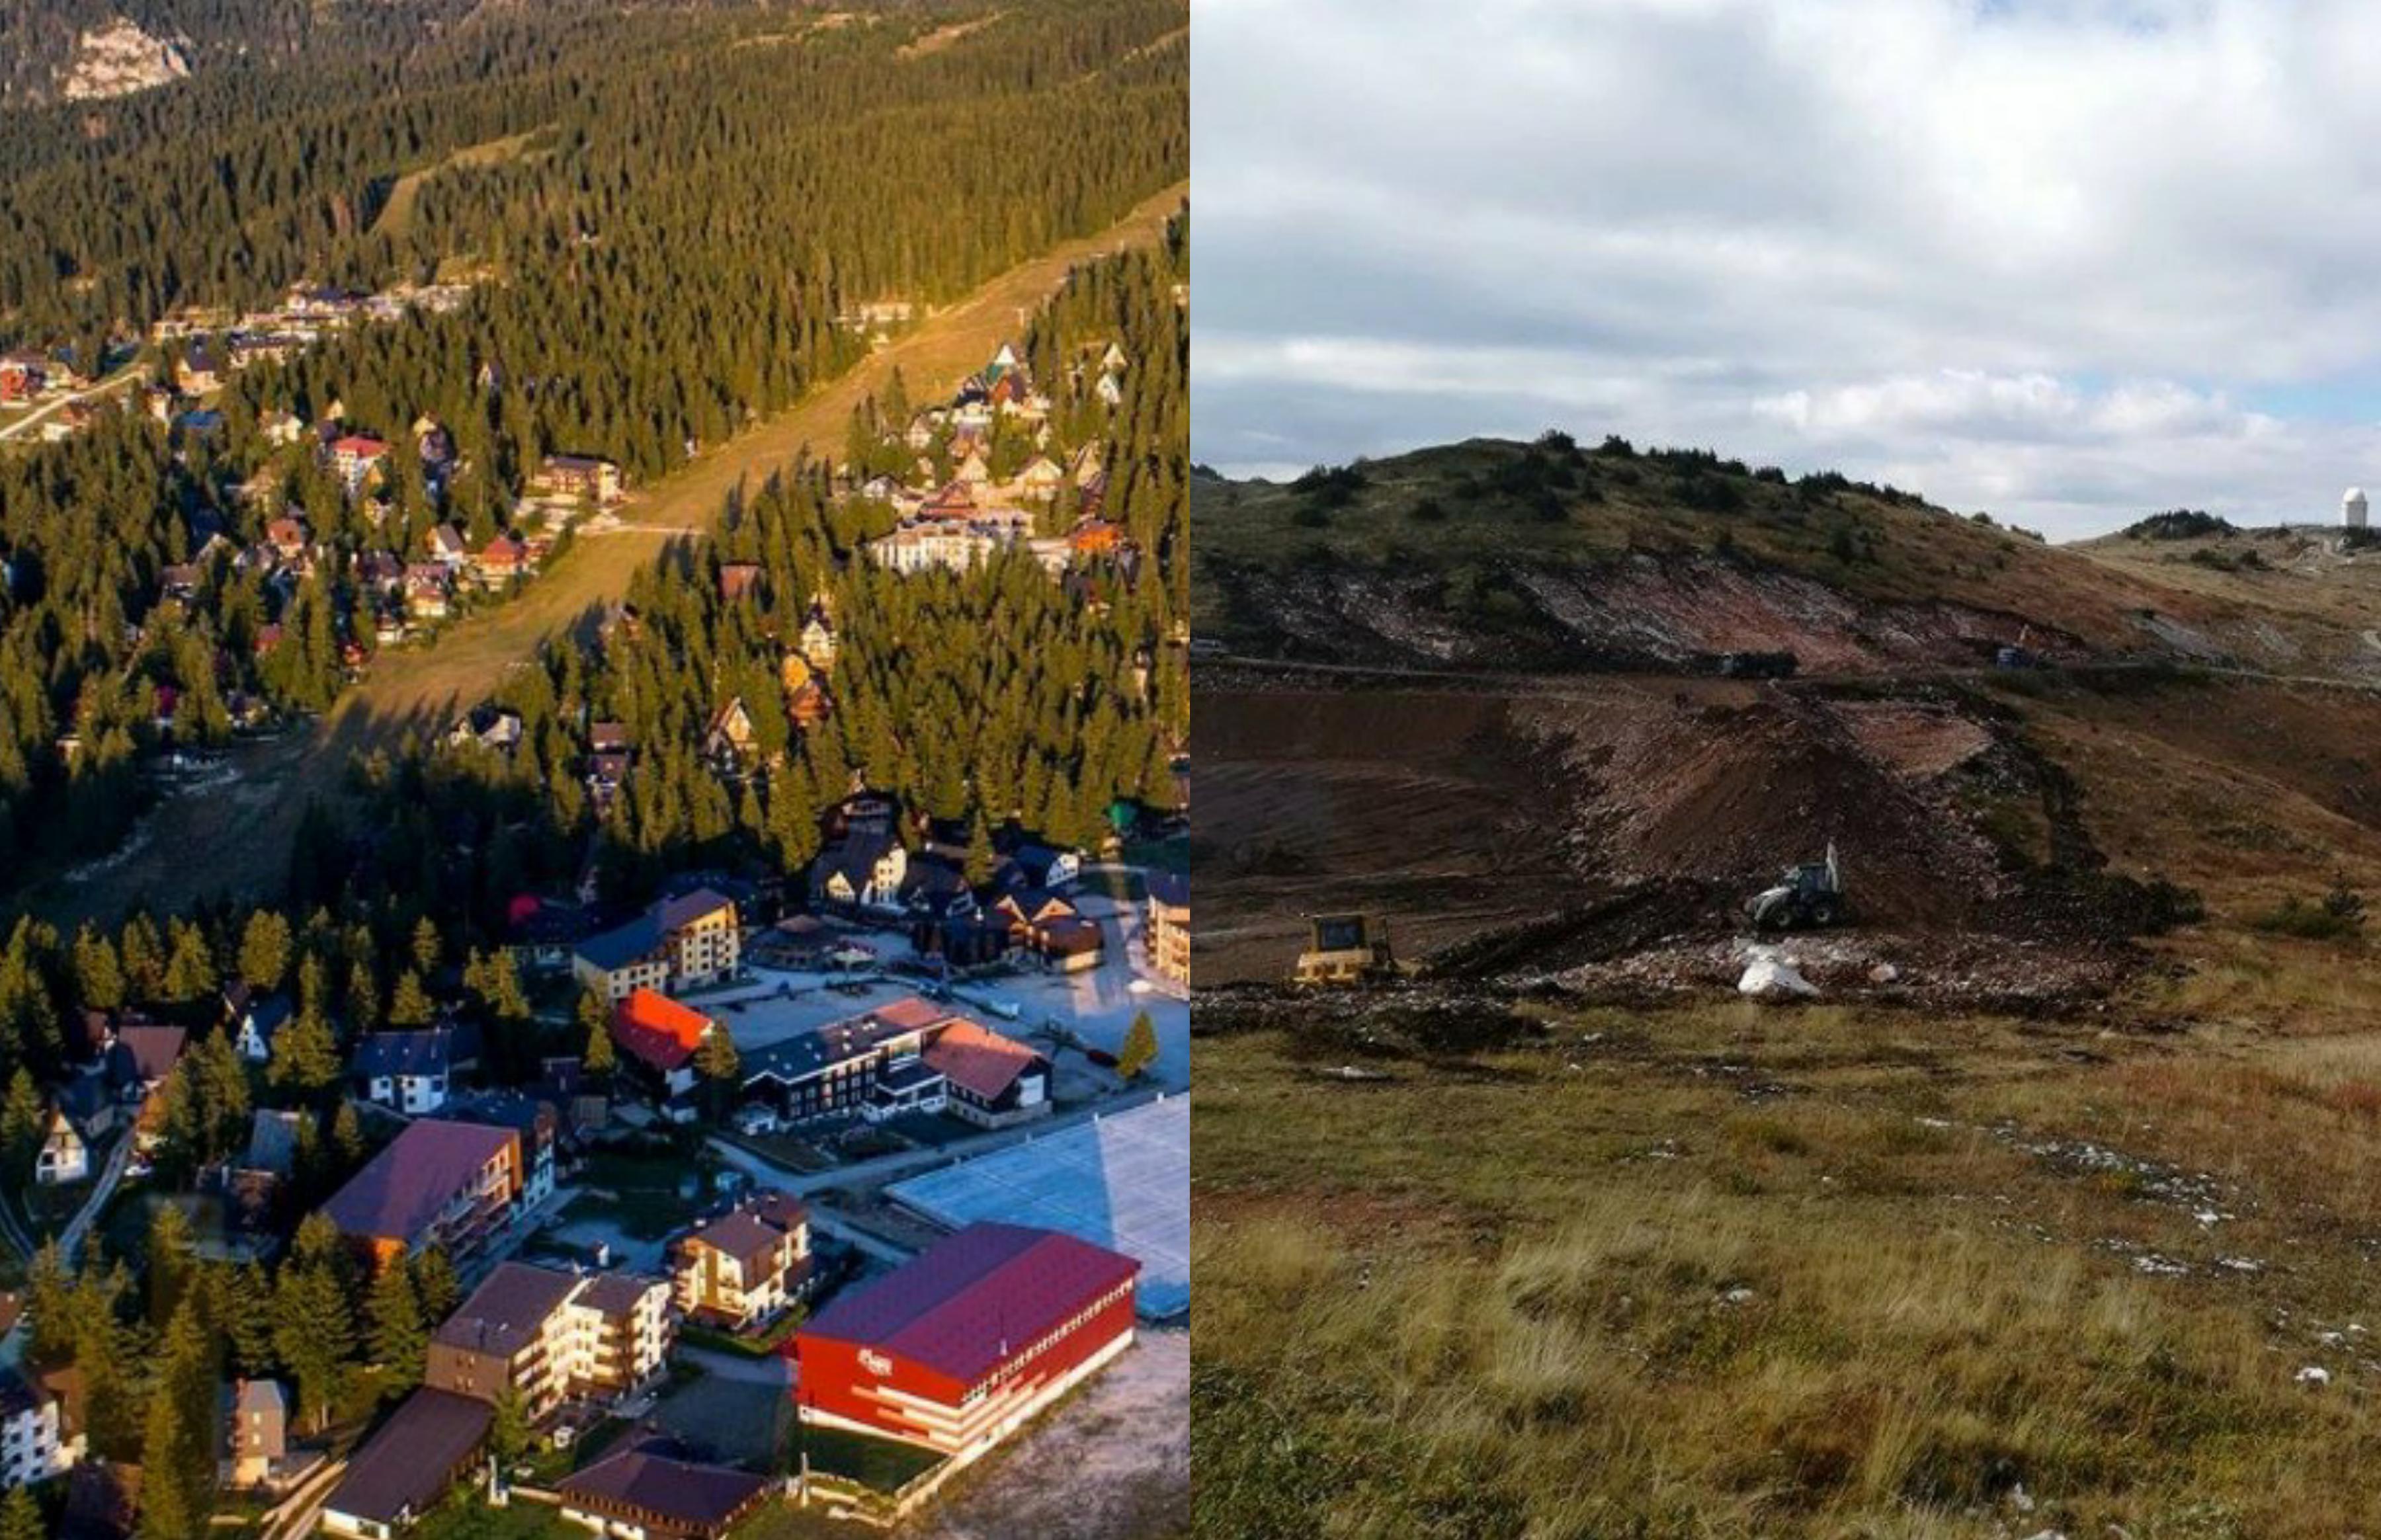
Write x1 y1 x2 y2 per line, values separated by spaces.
1523 686 2015 934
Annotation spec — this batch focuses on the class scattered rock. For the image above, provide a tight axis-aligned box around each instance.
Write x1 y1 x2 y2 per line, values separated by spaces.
1737 948 1817 998
2297 1365 2331 1386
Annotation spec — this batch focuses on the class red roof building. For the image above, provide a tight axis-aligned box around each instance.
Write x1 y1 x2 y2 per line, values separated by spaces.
611 989 715 1074
792 1223 1138 1460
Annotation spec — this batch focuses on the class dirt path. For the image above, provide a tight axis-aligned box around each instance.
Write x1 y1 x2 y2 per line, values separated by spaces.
909 1329 1187 1540
36 183 1187 925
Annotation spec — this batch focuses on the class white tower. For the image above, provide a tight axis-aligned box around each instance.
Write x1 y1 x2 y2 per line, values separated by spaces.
2348 487 2370 530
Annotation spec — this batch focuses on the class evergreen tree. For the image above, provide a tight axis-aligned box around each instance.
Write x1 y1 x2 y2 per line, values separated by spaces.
411 1247 461 1325
269 1007 341 1094
239 911 294 991
388 969 434 1028
1118 1010 1159 1081
366 1264 426 1393
579 989 616 1076
0 1486 44 1540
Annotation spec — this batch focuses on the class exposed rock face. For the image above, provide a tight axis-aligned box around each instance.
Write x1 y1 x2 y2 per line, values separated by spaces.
60 17 193 101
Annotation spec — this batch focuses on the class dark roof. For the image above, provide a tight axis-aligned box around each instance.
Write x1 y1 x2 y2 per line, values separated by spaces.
680 1192 804 1277
325 1389 493 1525
353 1028 454 1081
242 1110 304 1178
577 914 662 971
738 1000 953 1089
876 1057 945 1094
577 1272 663 1318
434 1262 581 1357
0 1367 50 1417
1146 870 1189 911
559 1446 770 1530
446 1090 557 1148
239 993 295 1043
802 1223 1139 1387
108 1025 187 1086
322 1119 515 1246
651 887 735 934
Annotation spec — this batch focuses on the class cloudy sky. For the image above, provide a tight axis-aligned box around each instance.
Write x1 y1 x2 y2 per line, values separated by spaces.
1192 0 2381 538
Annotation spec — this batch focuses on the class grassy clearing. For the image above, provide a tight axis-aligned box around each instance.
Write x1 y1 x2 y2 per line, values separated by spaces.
372 128 554 240
1194 985 2381 1537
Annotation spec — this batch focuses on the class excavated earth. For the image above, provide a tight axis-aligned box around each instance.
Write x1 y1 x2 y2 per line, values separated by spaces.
1195 668 2176 1016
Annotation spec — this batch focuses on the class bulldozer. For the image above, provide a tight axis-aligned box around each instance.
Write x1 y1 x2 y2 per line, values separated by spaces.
1292 913 1403 987
1745 842 1849 932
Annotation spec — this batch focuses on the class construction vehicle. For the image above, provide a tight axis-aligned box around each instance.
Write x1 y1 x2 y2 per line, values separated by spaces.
1745 842 1849 932
1293 913 1403 987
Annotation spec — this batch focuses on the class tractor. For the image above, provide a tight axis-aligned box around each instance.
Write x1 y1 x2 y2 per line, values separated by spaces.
1745 842 1849 932
1292 913 1403 987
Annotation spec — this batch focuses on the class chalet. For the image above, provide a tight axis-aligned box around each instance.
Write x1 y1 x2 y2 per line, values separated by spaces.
177 344 224 394
266 514 312 559
670 1190 811 1330
356 550 407 594
798 606 837 670
106 1025 187 1103
352 1028 466 1115
591 721 632 754
919 481 979 522
573 889 742 1001
608 990 719 1116
991 891 1104 973
925 1022 1052 1129
446 708 523 755
780 656 829 727
1017 455 1064 501
810 830 909 914
474 532 530 587
159 563 202 603
425 523 470 568
1095 370 1124 407
329 434 388 492
35 1112 88 1186
259 409 308 446
1067 516 1124 557
954 449 993 487
998 842 1082 892
405 567 452 621
0 351 47 402
229 991 294 1063
703 698 759 767
537 454 622 505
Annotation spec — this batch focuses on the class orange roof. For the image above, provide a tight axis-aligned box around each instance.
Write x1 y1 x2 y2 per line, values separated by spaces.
923 1022 1042 1102
872 996 956 1033
612 989 713 1073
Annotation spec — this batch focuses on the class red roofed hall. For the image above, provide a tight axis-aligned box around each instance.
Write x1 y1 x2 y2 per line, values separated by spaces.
792 1222 1138 1461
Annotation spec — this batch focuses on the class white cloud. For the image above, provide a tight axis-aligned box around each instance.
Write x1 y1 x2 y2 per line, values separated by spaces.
1192 0 2381 535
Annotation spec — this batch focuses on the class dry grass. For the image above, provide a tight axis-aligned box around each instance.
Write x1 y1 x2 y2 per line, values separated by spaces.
1194 987 2381 1536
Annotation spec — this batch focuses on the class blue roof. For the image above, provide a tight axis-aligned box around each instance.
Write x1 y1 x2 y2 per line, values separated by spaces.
576 915 661 971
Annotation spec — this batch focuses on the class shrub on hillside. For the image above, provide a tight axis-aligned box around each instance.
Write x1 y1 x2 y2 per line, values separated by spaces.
2253 883 2366 941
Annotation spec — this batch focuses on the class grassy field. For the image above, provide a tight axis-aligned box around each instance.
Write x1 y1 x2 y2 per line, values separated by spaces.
370 128 554 241
33 179 1187 926
1194 977 2381 1537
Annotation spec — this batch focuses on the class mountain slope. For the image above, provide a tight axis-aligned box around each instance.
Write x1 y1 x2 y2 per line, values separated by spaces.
1193 436 2381 678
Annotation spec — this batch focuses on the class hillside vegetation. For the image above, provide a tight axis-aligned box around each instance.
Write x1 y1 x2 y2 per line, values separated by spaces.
1192 435 2381 676
1194 436 2381 1535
